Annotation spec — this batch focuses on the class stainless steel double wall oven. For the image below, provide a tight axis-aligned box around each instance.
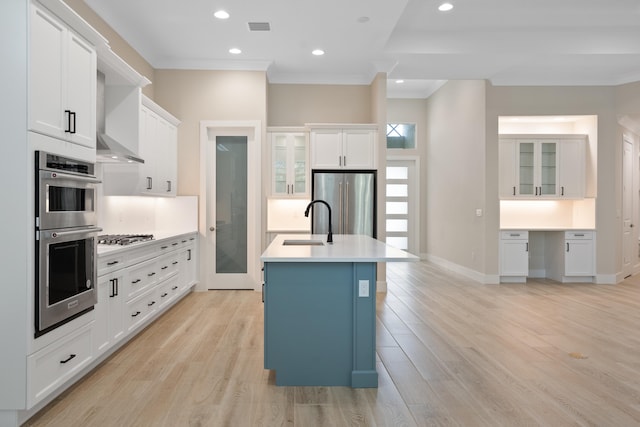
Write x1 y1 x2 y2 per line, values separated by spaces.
35 151 102 337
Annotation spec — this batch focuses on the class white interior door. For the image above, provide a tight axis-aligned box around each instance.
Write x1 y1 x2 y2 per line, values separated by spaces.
201 122 261 290
385 157 419 254
622 136 634 278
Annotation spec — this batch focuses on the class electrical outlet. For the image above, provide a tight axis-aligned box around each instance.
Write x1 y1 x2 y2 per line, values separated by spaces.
358 280 369 298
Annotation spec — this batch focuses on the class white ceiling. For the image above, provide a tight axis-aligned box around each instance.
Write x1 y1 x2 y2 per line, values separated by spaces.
83 0 640 98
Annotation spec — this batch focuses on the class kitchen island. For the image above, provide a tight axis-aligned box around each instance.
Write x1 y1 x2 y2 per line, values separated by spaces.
261 234 418 388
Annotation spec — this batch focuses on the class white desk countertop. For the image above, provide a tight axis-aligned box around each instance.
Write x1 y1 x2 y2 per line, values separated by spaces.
261 234 420 263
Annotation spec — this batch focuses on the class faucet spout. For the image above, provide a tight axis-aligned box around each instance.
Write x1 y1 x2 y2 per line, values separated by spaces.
304 200 333 243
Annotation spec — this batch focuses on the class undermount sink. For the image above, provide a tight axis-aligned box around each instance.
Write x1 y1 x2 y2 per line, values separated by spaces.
282 239 324 246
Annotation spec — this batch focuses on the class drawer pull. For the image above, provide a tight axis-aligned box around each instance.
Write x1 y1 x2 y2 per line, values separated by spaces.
132 279 141 284
148 301 156 307
509 233 521 237
161 266 168 270
182 240 187 243
161 292 168 298
172 261 179 265
148 272 156 277
171 286 179 291
189 237 195 241
161 246 168 249
60 354 76 364
172 242 178 246
132 311 141 317
574 233 585 237
107 260 119 266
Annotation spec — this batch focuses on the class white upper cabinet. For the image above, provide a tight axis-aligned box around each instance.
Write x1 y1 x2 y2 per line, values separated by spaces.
310 126 377 170
103 96 179 196
29 3 97 149
499 135 586 199
270 131 309 197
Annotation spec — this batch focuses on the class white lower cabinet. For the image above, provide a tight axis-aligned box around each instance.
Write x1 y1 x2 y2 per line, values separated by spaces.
499 231 529 282
27 233 199 409
548 231 595 281
27 323 93 407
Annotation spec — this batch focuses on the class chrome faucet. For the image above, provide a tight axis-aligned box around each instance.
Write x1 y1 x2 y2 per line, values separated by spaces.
304 200 333 243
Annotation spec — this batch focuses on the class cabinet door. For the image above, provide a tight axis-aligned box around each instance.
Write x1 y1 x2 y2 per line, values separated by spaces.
271 134 289 195
65 31 96 148
311 129 342 169
139 106 158 194
558 138 585 198
499 139 517 197
343 129 375 169
517 141 535 196
157 119 177 195
539 142 557 196
292 134 308 194
500 240 529 276
29 5 66 139
565 239 594 276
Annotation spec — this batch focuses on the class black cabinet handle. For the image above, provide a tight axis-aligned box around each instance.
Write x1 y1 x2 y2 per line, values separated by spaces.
561 186 565 196
114 278 119 296
148 301 156 307
109 278 116 298
161 292 168 298
132 311 141 317
262 283 265 303
566 242 570 252
60 354 76 364
161 246 168 249
107 260 119 266
172 261 179 265
64 110 72 133
187 249 192 261
148 272 156 277
189 237 195 241
513 186 515 196
525 242 529 252
146 177 153 190
132 279 141 284
182 240 187 243
161 266 168 270
70 111 76 134
172 242 178 246
167 180 172 192
172 286 178 291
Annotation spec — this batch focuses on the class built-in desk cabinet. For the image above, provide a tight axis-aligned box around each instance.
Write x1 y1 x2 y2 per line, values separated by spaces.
499 229 595 283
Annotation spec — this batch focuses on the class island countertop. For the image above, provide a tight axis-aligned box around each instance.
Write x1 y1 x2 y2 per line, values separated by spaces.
261 234 420 263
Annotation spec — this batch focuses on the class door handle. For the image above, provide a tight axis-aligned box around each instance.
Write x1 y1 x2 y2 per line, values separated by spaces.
209 226 215 231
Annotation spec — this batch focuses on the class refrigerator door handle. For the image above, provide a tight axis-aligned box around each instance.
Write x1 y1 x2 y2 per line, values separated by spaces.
339 181 343 234
345 181 349 232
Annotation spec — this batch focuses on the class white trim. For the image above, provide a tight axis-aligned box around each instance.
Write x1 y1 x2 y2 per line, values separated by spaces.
597 274 619 284
199 120 262 291
424 253 500 284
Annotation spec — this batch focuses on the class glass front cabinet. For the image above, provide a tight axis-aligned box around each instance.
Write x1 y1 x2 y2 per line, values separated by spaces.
500 138 561 198
270 131 309 197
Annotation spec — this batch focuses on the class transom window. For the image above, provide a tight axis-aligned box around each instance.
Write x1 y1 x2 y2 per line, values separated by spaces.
386 123 416 149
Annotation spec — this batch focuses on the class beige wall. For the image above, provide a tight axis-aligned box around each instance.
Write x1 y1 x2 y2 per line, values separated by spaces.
267 84 373 126
153 70 268 196
425 80 488 275
387 98 429 254
64 0 155 98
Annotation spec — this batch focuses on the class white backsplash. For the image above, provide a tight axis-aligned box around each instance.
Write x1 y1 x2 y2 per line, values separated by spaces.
267 198 311 231
500 198 595 229
99 196 198 235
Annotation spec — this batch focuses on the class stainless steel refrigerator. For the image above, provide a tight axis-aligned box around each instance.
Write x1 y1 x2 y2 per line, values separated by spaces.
311 170 376 238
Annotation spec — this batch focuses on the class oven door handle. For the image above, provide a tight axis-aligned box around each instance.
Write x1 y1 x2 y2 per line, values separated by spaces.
39 226 103 240
41 170 102 184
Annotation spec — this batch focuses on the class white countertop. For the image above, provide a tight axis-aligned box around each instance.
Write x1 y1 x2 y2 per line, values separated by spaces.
500 227 596 231
261 234 420 263
97 231 197 256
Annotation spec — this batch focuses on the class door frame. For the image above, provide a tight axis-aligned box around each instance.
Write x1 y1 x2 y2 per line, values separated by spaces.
199 120 262 291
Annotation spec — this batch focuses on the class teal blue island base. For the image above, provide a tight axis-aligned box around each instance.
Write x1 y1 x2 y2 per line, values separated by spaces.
263 262 378 388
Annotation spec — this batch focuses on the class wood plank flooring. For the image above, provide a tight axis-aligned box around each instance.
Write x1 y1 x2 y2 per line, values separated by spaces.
25 261 640 426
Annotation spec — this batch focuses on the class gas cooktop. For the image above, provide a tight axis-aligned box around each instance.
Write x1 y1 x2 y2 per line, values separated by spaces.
97 234 154 246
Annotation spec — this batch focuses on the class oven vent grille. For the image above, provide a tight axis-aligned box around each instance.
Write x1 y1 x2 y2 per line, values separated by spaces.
248 22 271 31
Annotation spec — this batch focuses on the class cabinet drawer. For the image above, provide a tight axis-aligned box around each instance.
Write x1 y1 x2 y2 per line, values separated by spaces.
565 231 593 240
126 290 158 332
500 231 529 240
28 323 93 406
98 254 127 276
157 252 180 282
126 259 158 301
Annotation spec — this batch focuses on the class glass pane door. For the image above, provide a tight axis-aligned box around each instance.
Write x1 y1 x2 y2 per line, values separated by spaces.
540 142 557 195
518 142 534 195
273 135 287 194
216 136 247 274
293 135 306 193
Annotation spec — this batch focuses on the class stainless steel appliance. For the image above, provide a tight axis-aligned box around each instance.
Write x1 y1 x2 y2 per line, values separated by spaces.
97 234 154 245
311 170 376 237
35 151 101 337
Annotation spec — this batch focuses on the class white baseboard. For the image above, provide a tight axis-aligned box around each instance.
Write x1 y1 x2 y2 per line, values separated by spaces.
423 253 499 284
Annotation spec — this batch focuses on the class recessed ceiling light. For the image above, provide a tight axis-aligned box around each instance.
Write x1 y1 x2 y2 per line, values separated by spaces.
395 79 404 84
214 10 230 19
438 2 454 12
229 48 242 54
312 49 325 56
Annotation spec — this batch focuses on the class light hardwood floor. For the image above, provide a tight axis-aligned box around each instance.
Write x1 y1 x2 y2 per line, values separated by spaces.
26 261 640 426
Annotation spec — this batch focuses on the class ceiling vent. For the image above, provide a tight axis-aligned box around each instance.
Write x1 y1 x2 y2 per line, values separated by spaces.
248 22 271 31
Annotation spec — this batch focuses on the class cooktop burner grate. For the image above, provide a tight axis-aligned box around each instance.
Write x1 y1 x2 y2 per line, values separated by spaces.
97 234 154 245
